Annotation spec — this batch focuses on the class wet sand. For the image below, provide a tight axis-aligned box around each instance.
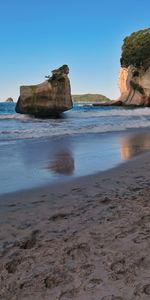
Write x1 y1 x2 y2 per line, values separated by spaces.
1 129 150 194
1 150 150 299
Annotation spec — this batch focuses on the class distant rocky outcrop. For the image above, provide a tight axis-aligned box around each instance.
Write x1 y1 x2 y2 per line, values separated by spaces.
5 97 14 103
72 94 110 103
16 65 73 117
114 28 150 107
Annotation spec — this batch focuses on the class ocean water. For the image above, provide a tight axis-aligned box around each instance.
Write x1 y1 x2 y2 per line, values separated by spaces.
1 102 150 141
1 102 150 194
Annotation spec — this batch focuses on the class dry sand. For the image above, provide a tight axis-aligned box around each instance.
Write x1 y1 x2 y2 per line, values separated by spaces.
0 152 150 300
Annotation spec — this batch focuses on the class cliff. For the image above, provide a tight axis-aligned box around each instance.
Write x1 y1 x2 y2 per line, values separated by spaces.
16 65 73 117
117 65 150 106
116 28 150 106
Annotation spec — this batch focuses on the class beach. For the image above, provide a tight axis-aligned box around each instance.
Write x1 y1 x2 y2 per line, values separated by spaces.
1 148 150 299
1 2 150 299
1 103 150 299
1 103 150 194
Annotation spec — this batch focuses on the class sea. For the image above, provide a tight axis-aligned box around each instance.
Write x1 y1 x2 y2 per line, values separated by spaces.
1 102 150 194
1 102 150 140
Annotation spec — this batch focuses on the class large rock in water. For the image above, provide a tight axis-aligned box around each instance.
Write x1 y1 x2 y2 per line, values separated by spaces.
5 97 14 102
16 65 73 116
114 28 150 106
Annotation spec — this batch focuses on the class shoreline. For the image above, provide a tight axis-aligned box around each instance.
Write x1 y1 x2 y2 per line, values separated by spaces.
1 128 150 195
1 147 150 200
1 151 150 299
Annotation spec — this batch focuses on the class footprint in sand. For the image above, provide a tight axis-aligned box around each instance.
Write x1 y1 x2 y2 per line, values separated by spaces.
133 232 150 243
134 283 150 297
49 212 73 221
71 187 85 193
16 230 40 250
80 263 95 277
144 284 150 295
137 215 150 230
44 276 62 289
66 243 90 257
110 259 126 278
101 197 111 204
5 258 21 273
32 199 46 204
85 278 102 290
59 288 79 300
101 296 123 300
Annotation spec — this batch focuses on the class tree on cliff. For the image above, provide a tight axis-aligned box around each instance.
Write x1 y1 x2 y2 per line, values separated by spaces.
120 28 150 70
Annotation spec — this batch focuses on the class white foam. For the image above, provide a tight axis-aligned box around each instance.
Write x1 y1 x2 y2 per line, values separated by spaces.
0 113 34 121
70 107 150 119
1 107 150 141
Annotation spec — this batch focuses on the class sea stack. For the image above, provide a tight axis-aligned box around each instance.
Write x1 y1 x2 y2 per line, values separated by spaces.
5 97 14 102
116 28 150 106
16 65 73 117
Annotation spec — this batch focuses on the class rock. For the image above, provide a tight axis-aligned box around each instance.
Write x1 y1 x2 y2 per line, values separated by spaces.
15 64 73 117
116 28 150 107
5 97 14 102
116 65 150 106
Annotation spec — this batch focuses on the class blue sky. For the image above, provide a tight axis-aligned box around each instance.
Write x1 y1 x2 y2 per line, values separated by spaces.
0 0 150 101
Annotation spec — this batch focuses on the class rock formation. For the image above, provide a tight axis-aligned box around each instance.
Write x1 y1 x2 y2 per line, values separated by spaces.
16 65 73 116
5 97 14 102
115 28 150 106
116 64 150 106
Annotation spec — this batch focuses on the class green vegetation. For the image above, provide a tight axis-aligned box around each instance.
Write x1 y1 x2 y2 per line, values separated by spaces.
72 94 110 103
121 28 150 70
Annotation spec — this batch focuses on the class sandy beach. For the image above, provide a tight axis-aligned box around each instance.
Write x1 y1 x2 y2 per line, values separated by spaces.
1 1 150 299
1 150 150 300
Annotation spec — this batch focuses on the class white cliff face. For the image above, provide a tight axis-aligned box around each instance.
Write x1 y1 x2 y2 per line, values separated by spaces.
118 66 133 100
117 66 150 106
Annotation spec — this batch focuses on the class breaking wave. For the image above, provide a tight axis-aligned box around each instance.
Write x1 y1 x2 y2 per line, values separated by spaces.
1 103 150 141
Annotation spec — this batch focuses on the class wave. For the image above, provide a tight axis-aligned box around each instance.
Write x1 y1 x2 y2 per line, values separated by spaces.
98 107 150 117
1 119 150 141
0 113 35 121
1 107 150 121
69 107 150 118
0 105 150 142
77 103 93 107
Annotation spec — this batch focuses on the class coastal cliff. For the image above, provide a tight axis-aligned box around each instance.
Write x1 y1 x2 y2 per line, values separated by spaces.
16 65 73 117
116 28 150 106
117 65 150 106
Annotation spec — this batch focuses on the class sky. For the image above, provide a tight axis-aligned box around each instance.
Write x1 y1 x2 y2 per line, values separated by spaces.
0 0 150 101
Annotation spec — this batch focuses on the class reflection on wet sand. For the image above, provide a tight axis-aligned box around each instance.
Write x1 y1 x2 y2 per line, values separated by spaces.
48 150 75 175
121 132 150 160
